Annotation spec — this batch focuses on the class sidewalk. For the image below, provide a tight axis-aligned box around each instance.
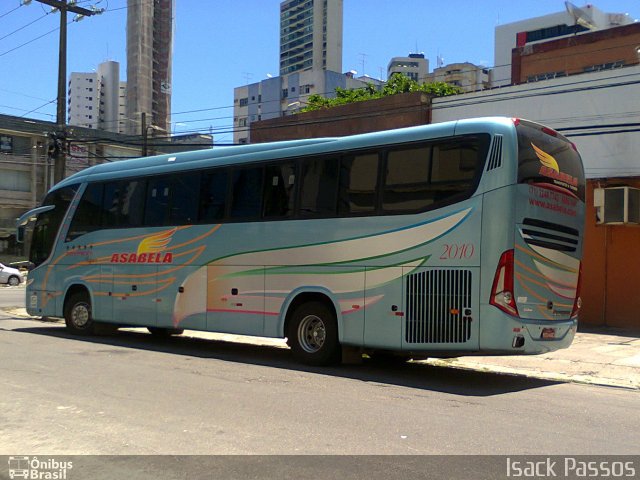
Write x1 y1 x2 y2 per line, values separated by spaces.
425 329 640 390
5 306 640 390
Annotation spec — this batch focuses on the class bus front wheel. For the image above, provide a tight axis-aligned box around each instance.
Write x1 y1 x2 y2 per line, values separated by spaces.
64 292 95 335
287 301 340 366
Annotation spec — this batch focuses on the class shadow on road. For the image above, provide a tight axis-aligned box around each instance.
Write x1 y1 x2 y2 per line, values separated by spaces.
13 322 562 397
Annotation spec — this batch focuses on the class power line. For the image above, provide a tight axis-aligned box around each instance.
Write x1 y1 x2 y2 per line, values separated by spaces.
0 3 24 20
19 98 57 118
0 11 51 42
0 24 60 58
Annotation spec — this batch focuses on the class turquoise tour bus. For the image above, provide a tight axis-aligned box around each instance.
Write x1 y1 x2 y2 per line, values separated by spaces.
17 117 585 365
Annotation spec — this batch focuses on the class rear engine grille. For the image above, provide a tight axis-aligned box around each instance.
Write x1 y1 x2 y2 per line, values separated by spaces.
405 269 472 344
521 218 579 252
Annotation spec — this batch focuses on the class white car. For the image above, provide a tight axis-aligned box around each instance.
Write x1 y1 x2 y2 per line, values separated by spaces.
0 263 23 286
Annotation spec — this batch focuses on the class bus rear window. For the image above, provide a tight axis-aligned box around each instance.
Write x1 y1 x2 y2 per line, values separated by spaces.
516 121 585 201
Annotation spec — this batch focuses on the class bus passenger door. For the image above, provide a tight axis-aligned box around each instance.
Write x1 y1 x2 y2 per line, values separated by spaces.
112 265 158 327
92 265 113 322
363 266 403 351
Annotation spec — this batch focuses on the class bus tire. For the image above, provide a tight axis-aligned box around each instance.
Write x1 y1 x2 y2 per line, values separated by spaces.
287 301 340 366
8 275 20 286
64 292 95 335
147 327 184 337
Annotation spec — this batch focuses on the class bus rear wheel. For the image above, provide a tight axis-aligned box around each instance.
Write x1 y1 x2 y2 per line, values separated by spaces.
64 292 95 335
287 301 340 366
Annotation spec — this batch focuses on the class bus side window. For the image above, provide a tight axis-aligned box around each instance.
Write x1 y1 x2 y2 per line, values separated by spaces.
101 181 121 228
119 179 147 227
145 176 171 226
230 167 263 220
299 156 339 217
383 145 432 212
169 173 200 225
338 152 379 215
263 162 296 219
67 183 104 240
199 169 228 223
430 140 480 202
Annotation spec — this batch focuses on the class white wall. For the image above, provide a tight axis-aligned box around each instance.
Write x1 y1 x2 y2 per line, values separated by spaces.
432 66 640 178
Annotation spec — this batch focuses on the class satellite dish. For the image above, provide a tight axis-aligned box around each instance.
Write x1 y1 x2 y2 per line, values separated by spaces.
565 1 598 30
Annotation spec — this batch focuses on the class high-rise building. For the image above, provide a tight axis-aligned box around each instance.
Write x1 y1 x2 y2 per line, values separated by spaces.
493 3 633 87
233 0 345 144
233 70 371 144
511 22 640 85
68 61 125 134
279 0 343 76
429 62 491 92
118 81 127 134
387 53 429 82
68 71 100 130
126 0 174 136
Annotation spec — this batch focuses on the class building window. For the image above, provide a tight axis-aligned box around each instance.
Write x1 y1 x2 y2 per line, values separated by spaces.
239 98 248 107
0 135 12 153
583 61 625 73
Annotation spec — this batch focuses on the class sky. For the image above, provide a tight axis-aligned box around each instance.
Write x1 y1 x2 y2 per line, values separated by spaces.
0 0 638 144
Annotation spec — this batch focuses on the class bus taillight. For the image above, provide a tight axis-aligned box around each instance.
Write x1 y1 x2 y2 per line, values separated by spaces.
490 249 519 317
571 262 583 318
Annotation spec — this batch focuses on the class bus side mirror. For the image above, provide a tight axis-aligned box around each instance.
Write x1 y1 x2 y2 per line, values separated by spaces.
16 226 25 244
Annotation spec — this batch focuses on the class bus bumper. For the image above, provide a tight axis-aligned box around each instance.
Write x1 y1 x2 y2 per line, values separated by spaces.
479 305 577 355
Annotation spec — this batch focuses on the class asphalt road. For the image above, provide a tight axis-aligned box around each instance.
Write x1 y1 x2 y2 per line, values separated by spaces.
1 285 639 459
1 323 639 456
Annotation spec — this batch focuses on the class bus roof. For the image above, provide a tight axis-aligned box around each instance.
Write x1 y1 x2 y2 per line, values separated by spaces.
54 117 515 191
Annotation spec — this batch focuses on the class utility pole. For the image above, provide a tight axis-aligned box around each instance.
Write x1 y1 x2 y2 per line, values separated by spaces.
32 0 102 183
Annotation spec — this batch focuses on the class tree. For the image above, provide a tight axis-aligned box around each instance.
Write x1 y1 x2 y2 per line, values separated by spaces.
300 73 462 113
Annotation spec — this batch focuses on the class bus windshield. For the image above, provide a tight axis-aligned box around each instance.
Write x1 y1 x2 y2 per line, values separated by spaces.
29 185 78 266
516 120 585 201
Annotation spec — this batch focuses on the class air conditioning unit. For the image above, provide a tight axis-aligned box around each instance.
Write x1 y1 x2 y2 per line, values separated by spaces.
594 187 640 224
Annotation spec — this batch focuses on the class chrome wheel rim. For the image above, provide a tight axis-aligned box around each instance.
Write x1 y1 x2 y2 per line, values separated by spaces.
297 314 326 353
8 277 19 286
71 302 90 328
